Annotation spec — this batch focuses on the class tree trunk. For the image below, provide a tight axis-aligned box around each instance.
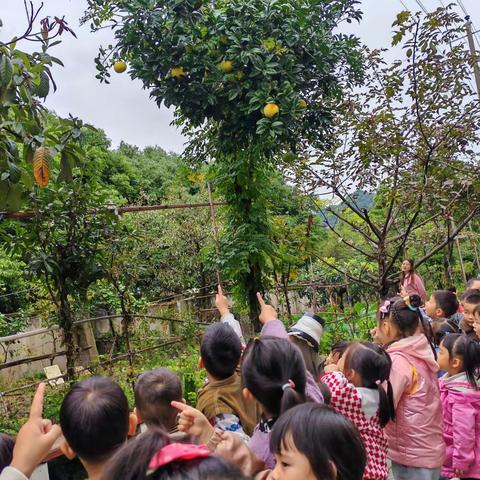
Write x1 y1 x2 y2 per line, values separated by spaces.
281 270 292 321
377 239 389 300
58 284 76 381
119 293 135 391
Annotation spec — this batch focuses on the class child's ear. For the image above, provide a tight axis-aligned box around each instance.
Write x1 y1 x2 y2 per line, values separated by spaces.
436 308 445 318
128 412 138 436
133 407 142 425
198 356 204 369
60 439 76 460
242 388 254 402
451 356 463 370
344 368 356 382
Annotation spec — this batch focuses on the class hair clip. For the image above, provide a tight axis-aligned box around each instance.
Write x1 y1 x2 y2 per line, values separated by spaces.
402 295 418 312
148 443 210 472
282 379 296 391
379 300 392 317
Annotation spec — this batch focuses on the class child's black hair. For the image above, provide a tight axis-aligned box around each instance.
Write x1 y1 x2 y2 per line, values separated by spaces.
242 336 306 419
460 289 480 305
0 433 14 472
380 295 437 358
134 368 183 431
442 333 480 388
270 403 366 480
432 319 459 346
331 340 352 359
431 290 459 318
101 428 246 480
200 323 241 380
343 342 395 427
60 377 130 464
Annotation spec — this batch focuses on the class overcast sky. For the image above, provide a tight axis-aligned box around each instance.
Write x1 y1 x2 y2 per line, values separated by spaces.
1 0 480 153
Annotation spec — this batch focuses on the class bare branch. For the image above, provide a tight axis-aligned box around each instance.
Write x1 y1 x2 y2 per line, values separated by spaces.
318 209 377 260
414 206 480 269
313 255 378 288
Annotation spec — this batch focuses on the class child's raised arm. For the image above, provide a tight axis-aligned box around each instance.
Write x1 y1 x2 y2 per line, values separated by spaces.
3 383 62 480
172 401 215 446
215 285 244 341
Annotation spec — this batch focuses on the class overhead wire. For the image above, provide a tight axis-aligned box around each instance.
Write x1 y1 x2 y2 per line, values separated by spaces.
456 0 480 50
415 0 429 14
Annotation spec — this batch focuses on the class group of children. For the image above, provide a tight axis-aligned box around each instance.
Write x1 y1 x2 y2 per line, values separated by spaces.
1 279 480 480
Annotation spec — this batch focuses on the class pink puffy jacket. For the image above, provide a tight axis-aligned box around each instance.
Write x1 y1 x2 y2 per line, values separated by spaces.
440 373 480 479
385 335 445 468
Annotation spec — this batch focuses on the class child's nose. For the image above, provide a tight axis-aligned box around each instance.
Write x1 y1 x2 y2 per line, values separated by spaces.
270 465 281 480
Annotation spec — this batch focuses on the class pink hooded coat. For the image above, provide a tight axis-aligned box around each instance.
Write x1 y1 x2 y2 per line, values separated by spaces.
385 335 445 468
440 373 480 479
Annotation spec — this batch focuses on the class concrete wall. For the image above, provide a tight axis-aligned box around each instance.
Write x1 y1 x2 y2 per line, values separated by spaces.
0 290 315 383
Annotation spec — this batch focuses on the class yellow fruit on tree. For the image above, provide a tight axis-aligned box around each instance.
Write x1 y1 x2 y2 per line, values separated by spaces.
299 99 308 108
219 60 233 73
263 103 280 118
236 71 245 80
113 61 127 73
170 66 186 78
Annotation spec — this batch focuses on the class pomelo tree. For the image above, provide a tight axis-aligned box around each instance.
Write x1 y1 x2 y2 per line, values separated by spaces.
84 0 364 325
0 4 86 212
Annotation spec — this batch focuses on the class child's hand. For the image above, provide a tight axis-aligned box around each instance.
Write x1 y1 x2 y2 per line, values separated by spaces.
215 285 230 317
11 383 62 478
257 292 278 324
324 364 340 373
454 469 464 477
172 401 214 445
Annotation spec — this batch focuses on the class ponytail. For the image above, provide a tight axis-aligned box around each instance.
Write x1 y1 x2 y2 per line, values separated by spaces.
419 313 437 360
463 338 480 388
343 342 395 427
377 380 395 427
442 334 480 388
242 337 307 418
280 381 305 415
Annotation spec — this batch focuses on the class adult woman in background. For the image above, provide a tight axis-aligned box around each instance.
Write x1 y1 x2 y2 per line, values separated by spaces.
400 259 426 304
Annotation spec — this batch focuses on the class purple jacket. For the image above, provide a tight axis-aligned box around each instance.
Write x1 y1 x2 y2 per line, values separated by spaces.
440 373 480 479
247 319 324 468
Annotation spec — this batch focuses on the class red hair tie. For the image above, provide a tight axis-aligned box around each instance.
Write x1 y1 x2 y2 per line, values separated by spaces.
282 379 296 391
148 443 210 471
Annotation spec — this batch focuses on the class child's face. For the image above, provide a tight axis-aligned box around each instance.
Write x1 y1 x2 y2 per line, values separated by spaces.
437 341 451 372
374 316 398 344
462 302 477 327
473 311 480 337
437 340 463 375
425 295 440 319
272 435 318 480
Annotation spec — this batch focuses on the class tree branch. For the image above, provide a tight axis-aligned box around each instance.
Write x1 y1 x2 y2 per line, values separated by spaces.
314 256 377 288
318 209 377 260
414 206 480 269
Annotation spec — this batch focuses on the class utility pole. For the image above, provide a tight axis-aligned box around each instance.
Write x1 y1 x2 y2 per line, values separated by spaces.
464 18 480 276
465 16 480 101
